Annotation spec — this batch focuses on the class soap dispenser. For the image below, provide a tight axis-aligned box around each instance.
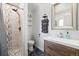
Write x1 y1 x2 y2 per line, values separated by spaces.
66 32 70 39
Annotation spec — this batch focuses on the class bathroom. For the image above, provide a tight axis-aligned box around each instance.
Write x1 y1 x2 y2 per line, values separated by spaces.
0 3 79 56
28 3 79 56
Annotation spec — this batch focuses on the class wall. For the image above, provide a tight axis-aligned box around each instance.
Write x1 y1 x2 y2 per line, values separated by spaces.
6 3 28 56
31 3 79 52
0 4 8 56
21 4 28 55
12 3 28 55
1 3 28 56
7 3 28 56
29 3 51 51
28 3 35 41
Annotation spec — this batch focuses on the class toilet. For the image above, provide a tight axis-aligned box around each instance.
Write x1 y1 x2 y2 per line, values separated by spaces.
28 40 35 51
28 35 35 54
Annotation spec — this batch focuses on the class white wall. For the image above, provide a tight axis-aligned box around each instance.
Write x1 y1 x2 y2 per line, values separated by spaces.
28 3 41 50
37 3 51 51
28 3 35 41
29 3 51 51
22 4 28 55
31 3 79 52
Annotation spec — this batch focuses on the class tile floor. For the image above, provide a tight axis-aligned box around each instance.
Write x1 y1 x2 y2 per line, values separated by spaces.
29 47 44 56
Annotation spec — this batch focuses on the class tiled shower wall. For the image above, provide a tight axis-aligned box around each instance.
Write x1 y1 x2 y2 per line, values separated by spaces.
2 3 24 56
0 3 28 56
0 4 8 56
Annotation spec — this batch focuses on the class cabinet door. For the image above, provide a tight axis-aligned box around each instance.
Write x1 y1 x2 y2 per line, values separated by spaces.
44 40 76 56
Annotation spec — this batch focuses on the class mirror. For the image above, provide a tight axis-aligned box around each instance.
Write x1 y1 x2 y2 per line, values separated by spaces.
51 3 77 30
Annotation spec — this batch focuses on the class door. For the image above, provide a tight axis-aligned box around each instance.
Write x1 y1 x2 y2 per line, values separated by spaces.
2 4 23 56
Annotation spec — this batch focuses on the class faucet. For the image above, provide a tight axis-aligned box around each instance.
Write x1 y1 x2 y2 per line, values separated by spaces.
57 32 63 38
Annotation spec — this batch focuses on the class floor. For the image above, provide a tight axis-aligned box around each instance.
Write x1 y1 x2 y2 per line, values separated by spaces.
29 47 44 56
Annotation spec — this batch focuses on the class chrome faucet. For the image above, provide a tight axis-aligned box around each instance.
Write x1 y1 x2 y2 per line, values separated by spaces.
57 32 63 38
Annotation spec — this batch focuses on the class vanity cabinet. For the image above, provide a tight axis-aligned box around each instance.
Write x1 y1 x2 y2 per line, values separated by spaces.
44 40 79 56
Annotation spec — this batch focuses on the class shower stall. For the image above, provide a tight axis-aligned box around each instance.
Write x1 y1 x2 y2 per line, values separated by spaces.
2 3 25 56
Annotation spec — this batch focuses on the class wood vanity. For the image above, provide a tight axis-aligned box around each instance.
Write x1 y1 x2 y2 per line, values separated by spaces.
44 40 79 56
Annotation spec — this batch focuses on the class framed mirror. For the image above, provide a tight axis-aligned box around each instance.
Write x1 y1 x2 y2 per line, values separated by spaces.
51 3 77 30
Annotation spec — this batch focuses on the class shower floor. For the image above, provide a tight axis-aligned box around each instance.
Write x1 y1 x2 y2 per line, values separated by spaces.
8 48 22 56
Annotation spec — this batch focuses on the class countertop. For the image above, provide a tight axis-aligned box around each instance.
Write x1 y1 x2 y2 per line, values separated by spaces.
44 36 79 49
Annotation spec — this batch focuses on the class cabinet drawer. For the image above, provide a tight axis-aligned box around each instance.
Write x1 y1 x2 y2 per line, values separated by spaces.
44 40 76 56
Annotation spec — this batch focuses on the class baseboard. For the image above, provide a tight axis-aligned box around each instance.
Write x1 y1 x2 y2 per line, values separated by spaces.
35 46 44 54
35 45 44 52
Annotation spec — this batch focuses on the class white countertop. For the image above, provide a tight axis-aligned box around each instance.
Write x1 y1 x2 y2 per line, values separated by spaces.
44 36 79 49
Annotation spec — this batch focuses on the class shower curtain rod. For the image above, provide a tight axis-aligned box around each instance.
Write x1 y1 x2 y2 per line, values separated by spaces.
6 3 24 10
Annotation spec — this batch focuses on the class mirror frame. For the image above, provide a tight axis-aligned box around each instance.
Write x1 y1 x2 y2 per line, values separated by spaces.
51 3 78 30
